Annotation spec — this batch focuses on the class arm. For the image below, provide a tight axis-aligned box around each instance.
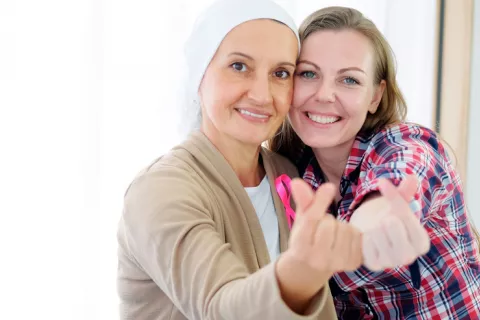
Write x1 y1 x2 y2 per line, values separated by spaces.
276 252 332 314
335 125 456 291
122 166 332 320
350 131 450 226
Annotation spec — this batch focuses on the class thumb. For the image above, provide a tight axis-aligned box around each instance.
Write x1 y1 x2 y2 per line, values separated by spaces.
309 182 336 219
395 175 419 202
378 178 403 205
378 176 419 218
290 178 315 213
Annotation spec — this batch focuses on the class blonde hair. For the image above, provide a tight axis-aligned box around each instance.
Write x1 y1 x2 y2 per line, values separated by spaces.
269 6 406 160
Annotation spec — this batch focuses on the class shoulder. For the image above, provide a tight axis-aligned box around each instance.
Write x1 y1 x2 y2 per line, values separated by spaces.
127 132 214 193
123 143 212 225
365 122 448 160
128 145 198 193
358 123 459 189
372 122 439 147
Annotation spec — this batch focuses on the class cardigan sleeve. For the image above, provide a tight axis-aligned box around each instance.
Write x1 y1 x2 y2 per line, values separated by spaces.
121 163 335 320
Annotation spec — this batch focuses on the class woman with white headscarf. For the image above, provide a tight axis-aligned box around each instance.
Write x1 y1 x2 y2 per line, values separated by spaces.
116 0 363 319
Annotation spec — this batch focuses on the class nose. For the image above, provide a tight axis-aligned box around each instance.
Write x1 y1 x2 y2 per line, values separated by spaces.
247 74 273 106
314 79 336 103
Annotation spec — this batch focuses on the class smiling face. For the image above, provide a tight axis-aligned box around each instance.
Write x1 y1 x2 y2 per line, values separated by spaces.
199 19 298 147
289 29 385 151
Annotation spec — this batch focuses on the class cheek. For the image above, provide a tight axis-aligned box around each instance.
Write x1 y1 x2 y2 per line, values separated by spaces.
339 90 371 117
202 76 243 113
292 80 314 107
288 103 304 131
199 72 219 107
273 82 293 115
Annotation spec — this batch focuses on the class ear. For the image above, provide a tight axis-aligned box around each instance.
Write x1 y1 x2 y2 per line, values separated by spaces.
368 80 386 114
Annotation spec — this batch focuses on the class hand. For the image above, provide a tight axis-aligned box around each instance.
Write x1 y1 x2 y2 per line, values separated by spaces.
357 175 431 271
275 178 363 314
283 178 363 278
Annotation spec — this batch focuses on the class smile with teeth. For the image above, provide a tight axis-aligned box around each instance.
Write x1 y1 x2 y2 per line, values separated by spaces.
307 112 340 124
237 109 269 119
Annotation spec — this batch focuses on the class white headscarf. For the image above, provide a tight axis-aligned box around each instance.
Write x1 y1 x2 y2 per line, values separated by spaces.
178 0 300 138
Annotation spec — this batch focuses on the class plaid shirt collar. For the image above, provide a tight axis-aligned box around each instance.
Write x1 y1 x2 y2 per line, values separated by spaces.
303 130 376 190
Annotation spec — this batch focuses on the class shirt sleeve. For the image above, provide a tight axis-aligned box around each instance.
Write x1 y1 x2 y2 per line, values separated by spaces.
349 124 458 224
121 164 334 320
334 124 459 292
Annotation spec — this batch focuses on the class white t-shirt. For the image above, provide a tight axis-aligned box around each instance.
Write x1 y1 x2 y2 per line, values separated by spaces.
244 175 280 261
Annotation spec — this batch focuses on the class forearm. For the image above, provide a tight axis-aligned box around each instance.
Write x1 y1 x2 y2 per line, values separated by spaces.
275 253 329 315
207 260 331 320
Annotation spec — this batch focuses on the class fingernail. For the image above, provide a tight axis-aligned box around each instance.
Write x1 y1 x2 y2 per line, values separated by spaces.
409 200 421 216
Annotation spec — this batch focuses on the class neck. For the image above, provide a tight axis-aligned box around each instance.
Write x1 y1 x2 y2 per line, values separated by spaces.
312 140 354 188
202 127 264 187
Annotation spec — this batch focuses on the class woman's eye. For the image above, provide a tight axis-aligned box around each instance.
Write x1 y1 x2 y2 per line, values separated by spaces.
300 71 316 79
231 62 247 72
274 70 290 79
343 77 359 85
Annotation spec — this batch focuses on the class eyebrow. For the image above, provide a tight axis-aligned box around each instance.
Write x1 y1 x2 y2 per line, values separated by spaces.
229 52 296 69
229 52 254 60
297 60 319 69
297 60 366 74
339 67 366 74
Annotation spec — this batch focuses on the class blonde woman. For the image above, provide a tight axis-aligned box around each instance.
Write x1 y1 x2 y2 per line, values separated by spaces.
271 6 480 319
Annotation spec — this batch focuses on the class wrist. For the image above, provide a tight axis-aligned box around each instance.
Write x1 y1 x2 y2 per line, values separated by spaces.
276 251 329 297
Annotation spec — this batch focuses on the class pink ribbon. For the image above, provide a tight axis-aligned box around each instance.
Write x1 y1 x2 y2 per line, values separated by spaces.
275 174 296 229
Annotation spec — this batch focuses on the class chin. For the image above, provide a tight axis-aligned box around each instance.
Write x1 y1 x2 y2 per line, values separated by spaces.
299 134 339 149
305 141 337 149
241 135 268 146
232 131 270 146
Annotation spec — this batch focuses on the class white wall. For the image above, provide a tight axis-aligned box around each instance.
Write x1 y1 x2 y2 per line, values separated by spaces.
467 0 480 227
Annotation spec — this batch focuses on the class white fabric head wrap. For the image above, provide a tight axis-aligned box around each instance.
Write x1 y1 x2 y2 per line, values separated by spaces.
178 0 299 138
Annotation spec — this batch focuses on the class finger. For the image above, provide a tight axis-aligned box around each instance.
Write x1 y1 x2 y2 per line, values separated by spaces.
378 178 405 205
402 217 431 255
332 222 361 272
379 178 416 219
310 215 337 271
384 186 431 255
291 181 336 251
351 229 364 270
382 193 431 257
369 226 397 270
363 233 381 271
289 207 318 250
332 222 351 270
290 178 315 213
290 179 324 247
308 182 336 220
382 215 417 266
395 175 419 202
314 214 337 251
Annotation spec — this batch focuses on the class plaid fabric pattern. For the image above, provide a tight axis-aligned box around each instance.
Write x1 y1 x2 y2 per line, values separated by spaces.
300 123 480 319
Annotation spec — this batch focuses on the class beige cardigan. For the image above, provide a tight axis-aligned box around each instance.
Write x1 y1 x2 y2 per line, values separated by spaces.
117 132 336 320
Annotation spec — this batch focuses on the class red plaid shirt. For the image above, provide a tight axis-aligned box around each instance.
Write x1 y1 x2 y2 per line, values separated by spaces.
297 123 480 319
